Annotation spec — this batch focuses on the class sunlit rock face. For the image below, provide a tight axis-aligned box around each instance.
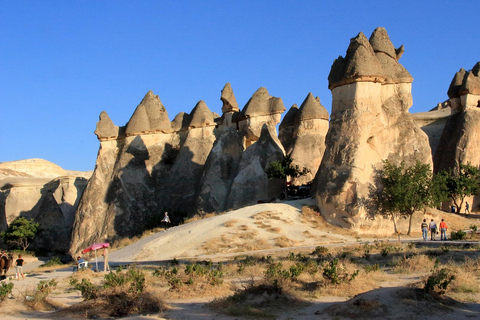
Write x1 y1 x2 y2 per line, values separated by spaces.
285 93 329 185
433 62 480 211
316 27 432 230
0 159 89 252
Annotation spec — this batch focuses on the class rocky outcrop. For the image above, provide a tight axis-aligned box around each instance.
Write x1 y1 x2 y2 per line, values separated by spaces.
196 127 244 214
0 161 89 252
125 91 173 135
227 125 284 210
412 106 451 156
236 87 285 148
286 93 329 185
278 104 299 151
316 27 432 230
433 62 480 211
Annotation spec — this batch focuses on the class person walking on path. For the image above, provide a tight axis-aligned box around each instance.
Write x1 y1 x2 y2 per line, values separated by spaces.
465 202 470 215
15 254 25 280
429 219 438 241
421 219 429 241
439 219 448 241
161 211 171 231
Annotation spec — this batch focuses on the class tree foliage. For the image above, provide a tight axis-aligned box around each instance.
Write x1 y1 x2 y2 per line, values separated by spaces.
436 163 480 213
0 217 39 251
265 154 309 180
265 154 310 198
376 160 432 235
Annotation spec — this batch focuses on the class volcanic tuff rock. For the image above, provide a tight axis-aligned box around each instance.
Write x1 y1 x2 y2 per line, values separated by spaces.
316 27 432 230
196 127 244 214
227 124 284 210
236 87 286 148
434 62 480 211
0 160 89 252
284 93 329 185
278 104 299 152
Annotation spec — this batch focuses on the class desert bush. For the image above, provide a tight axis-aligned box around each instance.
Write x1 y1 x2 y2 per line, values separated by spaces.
104 266 145 294
70 278 98 300
364 264 380 274
0 282 14 301
312 246 328 256
451 230 467 240
393 254 435 273
37 279 58 297
41 256 63 268
24 279 58 310
424 268 455 294
322 259 359 285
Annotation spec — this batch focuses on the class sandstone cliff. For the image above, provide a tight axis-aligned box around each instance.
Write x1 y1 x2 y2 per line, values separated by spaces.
316 27 432 230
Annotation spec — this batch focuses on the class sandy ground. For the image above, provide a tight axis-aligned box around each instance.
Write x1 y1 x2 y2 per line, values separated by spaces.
1 199 480 319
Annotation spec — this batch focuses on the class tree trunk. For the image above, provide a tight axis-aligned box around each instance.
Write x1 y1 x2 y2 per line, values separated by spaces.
407 213 413 236
392 215 398 234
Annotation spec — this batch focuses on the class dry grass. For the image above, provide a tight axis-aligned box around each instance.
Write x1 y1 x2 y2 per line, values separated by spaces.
393 254 435 274
223 219 237 228
274 236 300 248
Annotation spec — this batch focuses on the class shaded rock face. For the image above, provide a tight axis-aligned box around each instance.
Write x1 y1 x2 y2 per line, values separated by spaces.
316 28 432 230
227 125 284 210
196 127 244 213
286 93 329 185
412 107 450 156
278 104 299 151
0 169 88 252
434 62 480 211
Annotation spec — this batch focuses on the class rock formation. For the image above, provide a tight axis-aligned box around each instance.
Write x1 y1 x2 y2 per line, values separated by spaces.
316 27 432 230
284 93 329 185
433 62 480 211
227 124 284 209
0 160 89 252
278 104 299 152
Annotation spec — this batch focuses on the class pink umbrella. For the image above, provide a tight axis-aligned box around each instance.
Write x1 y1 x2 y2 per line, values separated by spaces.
82 243 110 271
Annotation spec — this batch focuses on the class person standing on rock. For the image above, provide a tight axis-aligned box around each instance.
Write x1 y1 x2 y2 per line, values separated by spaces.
465 202 470 215
421 219 428 241
439 219 448 241
429 219 438 241
15 254 25 280
161 211 171 231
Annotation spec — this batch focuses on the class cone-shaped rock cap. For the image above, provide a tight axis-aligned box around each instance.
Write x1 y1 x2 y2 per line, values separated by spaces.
369 27 397 59
328 32 384 89
95 111 119 140
189 100 215 128
329 28 412 89
241 87 285 118
461 62 480 96
279 104 299 130
370 28 413 84
126 91 172 135
172 112 191 132
221 83 239 113
448 68 468 99
296 92 329 122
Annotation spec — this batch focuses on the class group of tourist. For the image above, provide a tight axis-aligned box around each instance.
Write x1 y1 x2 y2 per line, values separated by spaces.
421 219 448 241
1 251 25 280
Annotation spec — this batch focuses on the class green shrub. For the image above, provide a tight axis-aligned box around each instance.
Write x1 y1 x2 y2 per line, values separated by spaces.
381 248 390 257
312 246 328 256
70 278 97 300
322 259 359 285
451 230 467 240
41 257 63 267
424 268 455 294
37 279 57 296
0 282 14 301
104 266 145 294
364 264 379 273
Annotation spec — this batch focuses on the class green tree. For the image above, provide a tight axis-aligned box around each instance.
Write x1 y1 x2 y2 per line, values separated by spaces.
265 154 310 198
376 160 432 235
0 217 39 251
438 163 480 213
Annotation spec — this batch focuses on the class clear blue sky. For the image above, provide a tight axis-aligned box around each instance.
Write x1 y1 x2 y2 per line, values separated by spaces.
1 1 479 171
